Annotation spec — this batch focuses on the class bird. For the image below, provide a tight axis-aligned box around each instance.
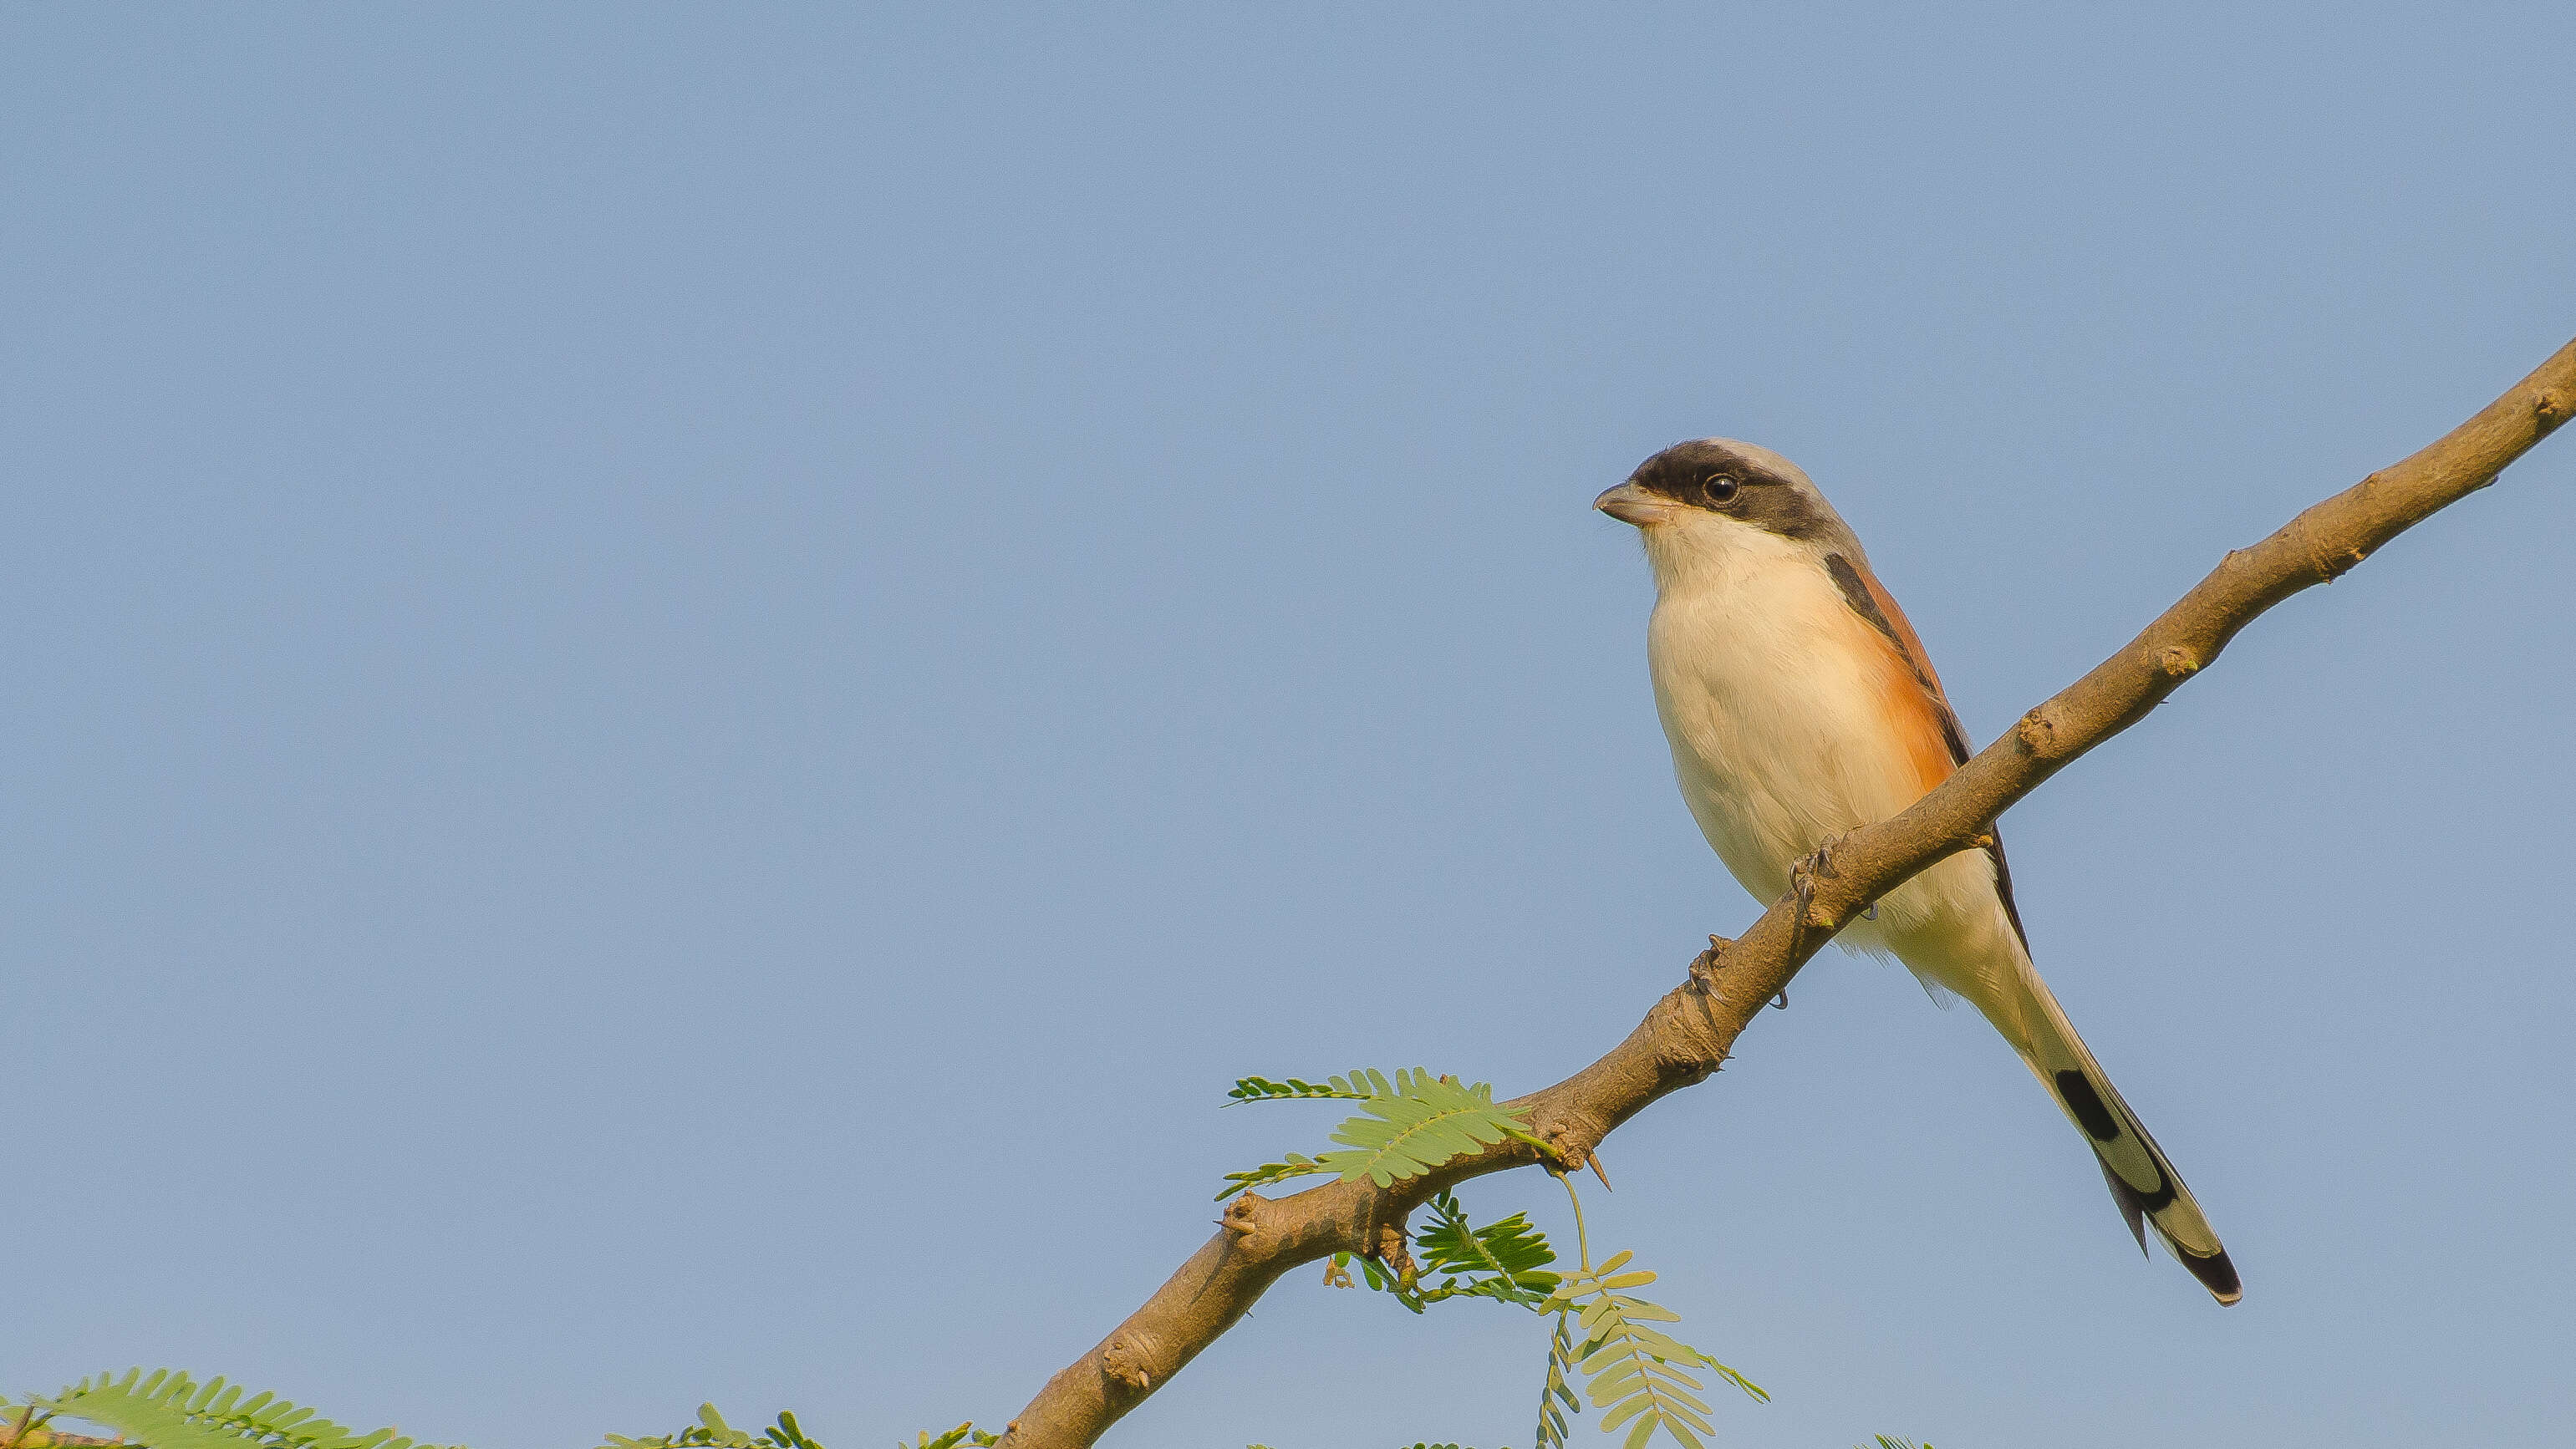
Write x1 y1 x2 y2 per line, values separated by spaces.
1594 438 2239 1305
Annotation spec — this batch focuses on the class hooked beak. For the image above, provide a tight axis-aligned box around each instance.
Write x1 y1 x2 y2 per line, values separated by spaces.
1593 481 1673 527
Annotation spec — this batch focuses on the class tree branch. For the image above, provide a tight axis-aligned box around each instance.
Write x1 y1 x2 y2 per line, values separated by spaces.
993 336 2576 1449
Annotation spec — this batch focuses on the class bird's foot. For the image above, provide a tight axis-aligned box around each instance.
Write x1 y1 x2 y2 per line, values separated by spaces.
1789 832 1849 933
1686 933 1733 993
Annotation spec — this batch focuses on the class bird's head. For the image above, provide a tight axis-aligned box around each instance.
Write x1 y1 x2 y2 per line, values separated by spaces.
1595 437 1859 588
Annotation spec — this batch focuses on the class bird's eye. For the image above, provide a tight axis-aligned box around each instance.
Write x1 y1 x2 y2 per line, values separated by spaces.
1701 474 1740 506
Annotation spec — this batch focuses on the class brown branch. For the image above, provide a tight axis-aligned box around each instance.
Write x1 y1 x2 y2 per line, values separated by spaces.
1 1406 122 1449
994 336 2576 1449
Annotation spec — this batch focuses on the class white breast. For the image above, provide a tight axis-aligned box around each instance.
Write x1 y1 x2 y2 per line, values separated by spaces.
1640 519 1989 957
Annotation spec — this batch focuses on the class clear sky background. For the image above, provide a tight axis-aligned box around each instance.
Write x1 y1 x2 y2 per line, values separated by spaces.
6 7 2573 1448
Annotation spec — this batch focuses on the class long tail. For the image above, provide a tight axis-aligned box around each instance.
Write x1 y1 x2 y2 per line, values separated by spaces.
2013 972 2241 1305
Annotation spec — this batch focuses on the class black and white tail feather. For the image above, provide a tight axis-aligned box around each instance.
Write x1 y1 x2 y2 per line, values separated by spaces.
2017 974 2241 1304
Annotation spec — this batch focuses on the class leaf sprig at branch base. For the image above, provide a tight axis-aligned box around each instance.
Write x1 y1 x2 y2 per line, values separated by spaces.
1235 1073 1764 1446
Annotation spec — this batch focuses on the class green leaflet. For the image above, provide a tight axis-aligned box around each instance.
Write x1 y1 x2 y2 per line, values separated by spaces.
32 1370 461 1449
1217 1067 1545 1200
1224 1071 1387 1103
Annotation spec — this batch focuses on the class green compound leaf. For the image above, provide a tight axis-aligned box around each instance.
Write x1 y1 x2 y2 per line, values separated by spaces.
1534 1311 1581 1449
1541 1258 1766 1449
1217 1068 1545 1201
1413 1187 1561 1309
34 1370 463 1449
1322 1070 1544 1188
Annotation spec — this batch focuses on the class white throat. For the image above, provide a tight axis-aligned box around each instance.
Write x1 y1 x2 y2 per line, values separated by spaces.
1637 509 1825 602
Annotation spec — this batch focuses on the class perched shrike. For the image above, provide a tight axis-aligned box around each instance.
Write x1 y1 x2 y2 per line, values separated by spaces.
1596 439 2239 1305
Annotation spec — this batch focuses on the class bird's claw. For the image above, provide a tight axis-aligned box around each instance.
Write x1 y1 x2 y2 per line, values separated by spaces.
1687 933 1733 991
1789 831 1851 931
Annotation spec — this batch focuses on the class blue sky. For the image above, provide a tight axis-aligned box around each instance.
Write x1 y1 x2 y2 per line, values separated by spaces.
5 6 2572 1448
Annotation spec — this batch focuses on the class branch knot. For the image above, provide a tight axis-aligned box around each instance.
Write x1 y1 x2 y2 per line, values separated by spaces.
2014 707 2065 760
1524 1110 1603 1176
1099 1332 1159 1395
1220 1193 1265 1238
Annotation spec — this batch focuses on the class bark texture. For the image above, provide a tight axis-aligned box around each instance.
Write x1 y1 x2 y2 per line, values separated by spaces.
995 336 2576 1449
